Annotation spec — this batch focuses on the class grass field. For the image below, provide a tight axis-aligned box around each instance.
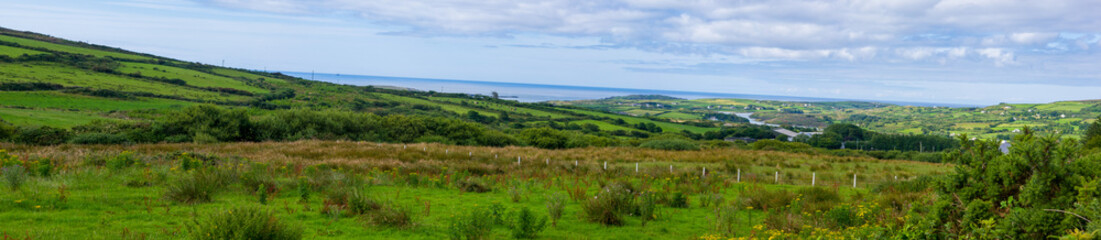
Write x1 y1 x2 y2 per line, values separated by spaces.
117 62 269 94
0 141 948 239
0 91 193 111
0 107 108 128
562 108 717 134
0 62 248 102
0 44 45 56
0 35 153 61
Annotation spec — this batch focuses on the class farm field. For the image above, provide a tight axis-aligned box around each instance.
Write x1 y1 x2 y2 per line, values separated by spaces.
0 141 948 239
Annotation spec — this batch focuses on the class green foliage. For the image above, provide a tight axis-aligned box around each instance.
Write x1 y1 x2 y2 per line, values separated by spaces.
165 168 230 204
668 192 689 208
582 183 637 226
545 193 566 227
448 206 494 240
2 165 26 191
519 127 568 149
1084 116 1101 150
638 192 658 226
160 105 252 143
13 126 71 145
913 132 1101 239
189 206 303 240
742 188 796 211
105 151 137 171
639 138 700 151
509 207 547 239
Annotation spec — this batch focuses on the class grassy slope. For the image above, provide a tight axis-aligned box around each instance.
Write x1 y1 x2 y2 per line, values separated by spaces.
0 141 948 239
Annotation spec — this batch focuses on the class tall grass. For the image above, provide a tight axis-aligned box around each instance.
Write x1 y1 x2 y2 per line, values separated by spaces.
189 206 302 240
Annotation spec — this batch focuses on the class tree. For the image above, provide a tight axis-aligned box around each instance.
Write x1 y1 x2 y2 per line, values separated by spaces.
492 91 499 99
1083 117 1101 150
824 123 867 141
519 127 568 149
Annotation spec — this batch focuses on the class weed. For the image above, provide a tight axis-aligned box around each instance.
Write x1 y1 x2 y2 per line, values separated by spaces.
639 192 658 226
509 184 523 203
106 151 137 171
189 206 302 240
365 203 415 228
545 193 566 227
2 165 27 191
742 188 796 211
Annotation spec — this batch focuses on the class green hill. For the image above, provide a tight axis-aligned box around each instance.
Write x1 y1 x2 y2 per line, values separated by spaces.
0 27 717 146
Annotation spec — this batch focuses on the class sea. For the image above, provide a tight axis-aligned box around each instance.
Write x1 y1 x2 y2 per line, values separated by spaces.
284 72 975 107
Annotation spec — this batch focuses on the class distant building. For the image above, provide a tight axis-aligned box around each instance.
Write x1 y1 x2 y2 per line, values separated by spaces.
1000 141 1011 154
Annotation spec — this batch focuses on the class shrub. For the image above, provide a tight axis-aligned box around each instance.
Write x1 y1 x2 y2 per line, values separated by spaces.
2 165 26 191
106 151 138 171
509 207 547 239
448 206 494 240
165 169 229 204
366 203 415 228
545 193 566 227
508 184 523 203
639 138 700 151
458 178 491 193
668 192 689 208
699 193 724 208
582 184 636 226
743 189 796 211
13 126 71 145
190 206 302 240
796 187 840 213
347 189 382 216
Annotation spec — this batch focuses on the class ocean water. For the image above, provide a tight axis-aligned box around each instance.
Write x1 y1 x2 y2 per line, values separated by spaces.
284 72 972 107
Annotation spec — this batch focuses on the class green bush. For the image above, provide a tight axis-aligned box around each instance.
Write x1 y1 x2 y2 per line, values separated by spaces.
638 192 658 226
582 183 636 226
668 192 689 208
2 165 26 191
366 203 415 228
106 151 138 171
458 178 491 193
13 126 71 145
509 207 547 239
190 206 302 240
639 138 700 151
448 206 494 240
796 187 840 213
545 193 566 227
165 169 229 204
743 189 796 211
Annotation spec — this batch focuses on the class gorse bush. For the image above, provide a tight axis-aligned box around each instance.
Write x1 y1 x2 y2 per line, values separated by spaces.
190 206 302 240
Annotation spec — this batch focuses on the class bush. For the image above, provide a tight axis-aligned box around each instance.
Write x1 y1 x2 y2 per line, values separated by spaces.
165 169 229 204
190 206 302 240
458 178 491 193
448 206 494 240
582 184 636 226
743 189 796 211
347 189 381 216
639 138 700 151
509 207 547 239
2 165 26 191
545 193 566 227
13 126 71 145
668 192 689 208
366 203 415 228
106 151 138 171
796 187 840 213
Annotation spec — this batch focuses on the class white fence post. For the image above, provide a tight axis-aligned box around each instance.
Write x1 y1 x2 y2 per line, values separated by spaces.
635 163 639 173
736 168 741 182
853 174 857 188
518 156 521 165
669 165 673 173
603 161 607 170
702 167 707 177
775 171 779 184
812 172 816 186
546 158 549 165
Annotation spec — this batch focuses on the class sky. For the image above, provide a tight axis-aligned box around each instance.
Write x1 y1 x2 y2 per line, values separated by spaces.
1 0 1100 105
